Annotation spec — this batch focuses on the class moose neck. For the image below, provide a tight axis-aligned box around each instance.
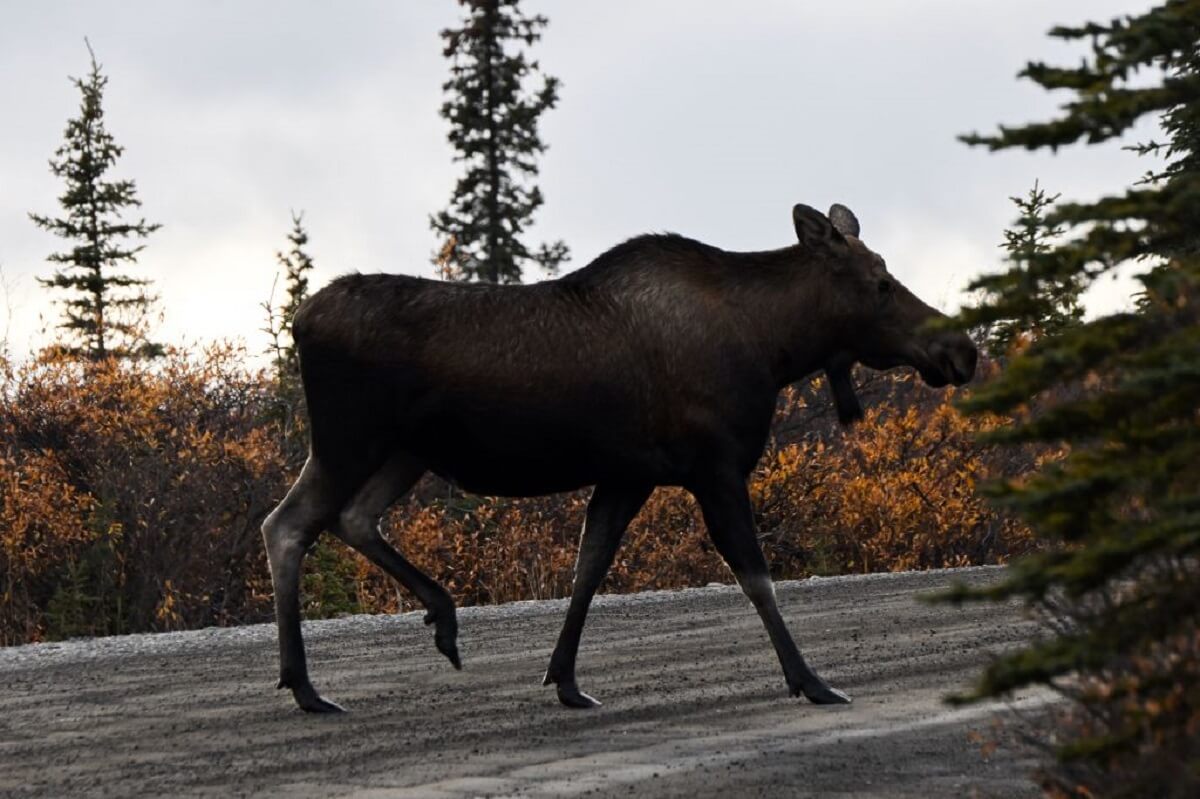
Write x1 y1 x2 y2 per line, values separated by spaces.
723 245 845 389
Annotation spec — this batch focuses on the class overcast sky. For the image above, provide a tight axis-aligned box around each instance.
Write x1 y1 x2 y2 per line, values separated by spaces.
0 0 1161 357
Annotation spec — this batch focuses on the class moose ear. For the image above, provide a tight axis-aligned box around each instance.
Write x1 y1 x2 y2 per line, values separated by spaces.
792 204 840 250
828 204 860 238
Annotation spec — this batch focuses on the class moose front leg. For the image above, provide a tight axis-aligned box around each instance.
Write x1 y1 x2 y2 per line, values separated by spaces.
693 475 851 705
543 482 652 708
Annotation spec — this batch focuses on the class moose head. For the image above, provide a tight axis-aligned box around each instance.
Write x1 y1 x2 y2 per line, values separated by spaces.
791 203 978 423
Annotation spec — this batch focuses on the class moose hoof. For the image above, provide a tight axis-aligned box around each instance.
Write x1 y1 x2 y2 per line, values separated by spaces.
542 664 600 708
801 683 852 705
557 683 602 709
286 683 346 714
437 636 462 670
425 606 462 670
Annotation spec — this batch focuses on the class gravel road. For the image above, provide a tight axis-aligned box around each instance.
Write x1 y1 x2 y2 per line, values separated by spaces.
0 567 1046 798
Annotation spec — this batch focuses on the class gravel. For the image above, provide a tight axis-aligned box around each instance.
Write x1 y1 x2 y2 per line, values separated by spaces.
0 566 1046 797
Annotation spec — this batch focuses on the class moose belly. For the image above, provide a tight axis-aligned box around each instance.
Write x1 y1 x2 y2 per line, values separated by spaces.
428 452 599 497
402 393 671 496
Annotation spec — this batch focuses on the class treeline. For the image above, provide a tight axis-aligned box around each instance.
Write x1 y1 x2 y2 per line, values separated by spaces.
0 348 1037 645
23 3 563 365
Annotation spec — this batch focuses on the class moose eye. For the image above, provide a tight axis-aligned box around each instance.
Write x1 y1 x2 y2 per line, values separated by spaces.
877 279 893 296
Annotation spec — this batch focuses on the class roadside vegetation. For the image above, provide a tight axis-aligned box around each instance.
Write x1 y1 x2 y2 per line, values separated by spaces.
944 2 1200 795
0 350 1038 645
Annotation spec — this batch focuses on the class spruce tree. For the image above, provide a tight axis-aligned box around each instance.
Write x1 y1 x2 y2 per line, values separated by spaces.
278 211 314 379
969 182 1084 358
29 44 161 360
431 0 568 284
944 2 1200 793
262 211 316 470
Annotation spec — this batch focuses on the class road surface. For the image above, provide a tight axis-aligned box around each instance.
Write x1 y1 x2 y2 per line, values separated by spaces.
0 567 1046 797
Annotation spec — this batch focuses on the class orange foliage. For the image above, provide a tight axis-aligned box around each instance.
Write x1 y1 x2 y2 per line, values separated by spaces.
1040 624 1200 798
0 350 1038 644
0 347 283 643
753 396 1034 574
0 449 96 642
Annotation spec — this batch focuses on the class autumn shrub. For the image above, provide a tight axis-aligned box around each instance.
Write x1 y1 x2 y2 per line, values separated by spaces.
0 347 284 643
0 448 95 642
754 378 1038 575
1032 606 1200 798
1 349 1039 645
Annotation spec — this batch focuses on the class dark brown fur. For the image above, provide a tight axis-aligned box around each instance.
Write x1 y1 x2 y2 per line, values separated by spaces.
261 203 977 712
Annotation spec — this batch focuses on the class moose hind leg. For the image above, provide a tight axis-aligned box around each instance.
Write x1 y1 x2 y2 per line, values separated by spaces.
332 453 461 670
262 457 347 713
693 476 850 705
543 482 652 708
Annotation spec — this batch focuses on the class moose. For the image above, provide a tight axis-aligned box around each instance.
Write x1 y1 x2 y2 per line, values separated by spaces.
261 202 977 712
